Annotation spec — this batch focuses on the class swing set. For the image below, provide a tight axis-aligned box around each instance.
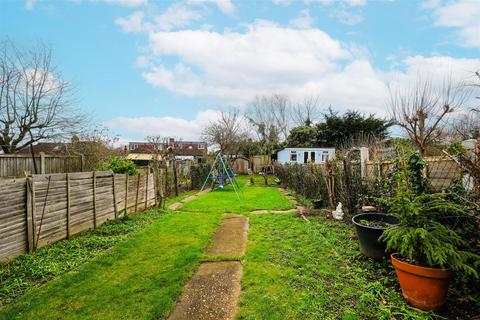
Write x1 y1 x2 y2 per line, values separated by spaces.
200 152 241 200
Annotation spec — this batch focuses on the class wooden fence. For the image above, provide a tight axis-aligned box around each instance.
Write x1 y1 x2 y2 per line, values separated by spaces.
0 170 155 262
365 156 462 191
0 153 84 178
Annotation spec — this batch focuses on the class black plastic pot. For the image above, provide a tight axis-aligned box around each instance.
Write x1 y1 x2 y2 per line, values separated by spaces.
312 199 323 209
352 213 399 259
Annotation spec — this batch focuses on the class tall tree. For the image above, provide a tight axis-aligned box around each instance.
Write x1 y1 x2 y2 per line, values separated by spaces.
201 108 250 156
247 94 289 154
285 109 391 148
0 40 84 153
389 77 469 155
316 108 391 147
291 96 321 126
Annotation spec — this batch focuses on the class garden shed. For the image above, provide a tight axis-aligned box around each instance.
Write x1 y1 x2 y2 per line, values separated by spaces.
277 147 336 164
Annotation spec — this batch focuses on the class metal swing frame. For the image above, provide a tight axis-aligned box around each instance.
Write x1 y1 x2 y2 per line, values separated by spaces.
200 152 241 200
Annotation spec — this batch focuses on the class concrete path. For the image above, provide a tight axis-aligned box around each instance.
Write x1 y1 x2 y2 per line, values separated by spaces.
168 261 242 320
250 208 298 214
168 213 249 320
205 213 248 257
168 189 210 211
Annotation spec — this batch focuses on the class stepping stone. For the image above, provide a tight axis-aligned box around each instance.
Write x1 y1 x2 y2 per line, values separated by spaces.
168 261 243 320
197 188 210 195
250 208 298 215
181 195 198 203
168 202 183 211
205 214 249 257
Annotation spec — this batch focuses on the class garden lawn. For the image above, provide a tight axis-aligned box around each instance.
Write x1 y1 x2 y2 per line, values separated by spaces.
179 176 295 214
0 210 222 320
238 213 436 320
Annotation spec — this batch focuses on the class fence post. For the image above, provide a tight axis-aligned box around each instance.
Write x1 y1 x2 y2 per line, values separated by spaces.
25 177 35 252
80 155 85 172
359 147 369 179
112 173 118 218
124 174 129 216
66 173 71 239
40 152 46 174
93 171 97 228
135 173 140 213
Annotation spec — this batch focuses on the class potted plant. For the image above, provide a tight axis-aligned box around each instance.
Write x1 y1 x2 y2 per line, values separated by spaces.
380 179 479 310
352 212 399 259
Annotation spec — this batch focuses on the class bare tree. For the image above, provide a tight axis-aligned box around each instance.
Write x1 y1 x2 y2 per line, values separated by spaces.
0 39 84 154
247 94 290 154
450 110 480 140
146 135 169 204
389 77 470 155
292 95 321 126
201 108 250 156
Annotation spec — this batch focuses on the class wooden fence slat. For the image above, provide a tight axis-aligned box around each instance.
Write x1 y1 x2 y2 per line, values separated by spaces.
93 171 97 228
125 174 129 216
31 176 37 250
112 173 118 219
66 173 71 239
135 174 140 213
25 178 34 252
145 170 149 209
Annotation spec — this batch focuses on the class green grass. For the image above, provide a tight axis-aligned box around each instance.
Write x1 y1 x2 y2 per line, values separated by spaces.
0 209 222 319
179 175 295 214
237 213 436 320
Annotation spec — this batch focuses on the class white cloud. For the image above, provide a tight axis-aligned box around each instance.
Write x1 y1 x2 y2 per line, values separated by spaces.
427 0 480 47
306 0 366 7
104 109 221 141
272 0 293 5
153 3 202 31
187 0 235 14
306 0 365 25
138 19 480 116
115 4 201 33
25 0 37 10
100 0 147 6
289 9 314 29
142 20 358 104
115 11 145 32
330 6 363 25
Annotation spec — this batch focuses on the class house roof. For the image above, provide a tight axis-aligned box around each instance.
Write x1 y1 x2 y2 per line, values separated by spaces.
17 143 69 155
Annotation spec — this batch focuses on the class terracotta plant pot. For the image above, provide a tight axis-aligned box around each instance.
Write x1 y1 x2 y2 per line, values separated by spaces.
391 253 451 311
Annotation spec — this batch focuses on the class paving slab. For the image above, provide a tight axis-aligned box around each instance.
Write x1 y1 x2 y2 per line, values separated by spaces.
168 261 243 320
181 195 198 203
205 214 249 257
250 208 298 215
168 202 183 211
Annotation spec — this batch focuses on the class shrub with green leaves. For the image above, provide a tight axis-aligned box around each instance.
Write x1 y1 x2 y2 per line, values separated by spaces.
101 156 138 175
380 157 480 278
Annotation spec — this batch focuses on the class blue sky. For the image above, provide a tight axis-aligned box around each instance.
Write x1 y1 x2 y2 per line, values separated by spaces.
1 0 479 144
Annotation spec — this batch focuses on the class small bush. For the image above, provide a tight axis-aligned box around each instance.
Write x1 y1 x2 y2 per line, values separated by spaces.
101 156 138 175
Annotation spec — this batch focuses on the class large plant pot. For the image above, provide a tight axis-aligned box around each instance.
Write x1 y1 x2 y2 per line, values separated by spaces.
352 213 399 259
391 253 451 311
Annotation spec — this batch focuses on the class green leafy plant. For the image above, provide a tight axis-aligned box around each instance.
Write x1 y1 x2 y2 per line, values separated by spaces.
380 157 480 277
101 156 138 175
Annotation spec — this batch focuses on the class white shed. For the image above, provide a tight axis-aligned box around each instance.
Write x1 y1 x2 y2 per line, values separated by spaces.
277 147 336 164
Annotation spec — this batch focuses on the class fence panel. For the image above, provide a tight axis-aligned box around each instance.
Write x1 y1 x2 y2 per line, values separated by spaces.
0 154 83 178
0 178 27 260
0 170 156 262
